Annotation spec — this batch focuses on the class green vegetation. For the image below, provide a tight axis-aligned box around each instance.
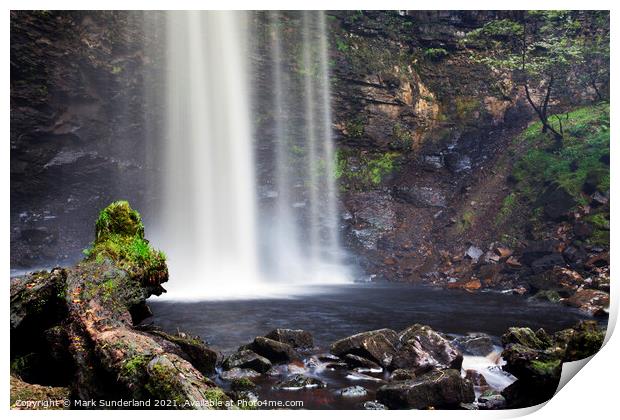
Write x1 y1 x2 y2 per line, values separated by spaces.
336 150 401 189
455 97 480 121
531 359 561 376
345 118 365 138
499 103 609 245
466 11 609 145
84 201 166 283
121 354 150 378
457 209 476 233
424 48 448 61
391 123 413 149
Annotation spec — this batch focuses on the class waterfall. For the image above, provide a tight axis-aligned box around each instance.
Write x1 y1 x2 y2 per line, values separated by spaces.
154 11 349 300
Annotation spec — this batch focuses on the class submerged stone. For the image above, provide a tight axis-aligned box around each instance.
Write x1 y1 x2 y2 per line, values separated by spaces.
273 374 326 391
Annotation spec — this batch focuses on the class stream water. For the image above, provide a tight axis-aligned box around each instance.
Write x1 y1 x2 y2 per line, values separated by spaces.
147 282 592 409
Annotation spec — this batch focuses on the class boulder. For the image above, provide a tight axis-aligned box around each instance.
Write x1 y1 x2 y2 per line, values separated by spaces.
377 369 475 409
220 368 261 381
501 327 547 350
394 324 463 371
390 369 417 381
478 390 506 409
519 241 557 266
452 334 495 356
530 253 565 273
343 353 382 370
363 401 388 410
537 184 576 221
222 349 272 373
148 330 219 375
338 385 368 398
563 289 609 316
563 321 605 361
265 328 313 349
273 374 326 390
330 329 399 367
250 336 299 363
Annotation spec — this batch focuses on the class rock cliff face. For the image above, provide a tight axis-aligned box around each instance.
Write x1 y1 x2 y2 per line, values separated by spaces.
10 11 604 290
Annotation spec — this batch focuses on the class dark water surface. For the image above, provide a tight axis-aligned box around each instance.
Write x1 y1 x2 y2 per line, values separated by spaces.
147 282 592 353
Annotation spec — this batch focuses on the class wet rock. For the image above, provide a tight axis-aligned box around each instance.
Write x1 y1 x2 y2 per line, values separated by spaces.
500 336 563 409
273 374 326 390
390 369 417 381
377 369 475 409
338 385 368 398
453 334 495 356
530 290 562 303
343 353 382 370
478 390 506 409
265 328 314 349
346 371 387 383
223 349 272 374
464 369 488 389
526 267 583 296
446 278 481 291
501 327 547 350
230 377 257 392
478 264 503 287
250 336 300 363
330 329 399 367
563 289 609 316
465 246 483 262
220 368 261 381
363 401 388 410
325 362 349 370
148 331 219 375
394 324 463 371
563 320 605 361
505 256 522 269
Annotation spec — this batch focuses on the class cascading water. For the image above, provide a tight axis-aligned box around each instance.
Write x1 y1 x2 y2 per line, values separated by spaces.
154 11 349 300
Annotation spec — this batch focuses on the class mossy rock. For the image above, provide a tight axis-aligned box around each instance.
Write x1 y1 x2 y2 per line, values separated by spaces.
95 200 145 242
501 327 546 350
84 201 167 288
564 320 605 361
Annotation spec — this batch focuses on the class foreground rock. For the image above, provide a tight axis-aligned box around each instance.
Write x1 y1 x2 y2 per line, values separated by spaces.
330 329 399 367
377 369 474 409
10 201 230 409
500 321 605 408
265 328 314 349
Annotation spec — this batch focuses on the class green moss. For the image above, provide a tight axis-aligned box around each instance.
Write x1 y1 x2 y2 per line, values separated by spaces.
84 201 166 284
121 354 150 378
455 97 480 121
345 118 365 138
144 361 186 406
391 123 413 149
424 47 448 61
531 359 561 376
457 210 476 233
336 150 400 189
230 377 256 392
95 200 145 242
495 192 517 225
508 102 609 226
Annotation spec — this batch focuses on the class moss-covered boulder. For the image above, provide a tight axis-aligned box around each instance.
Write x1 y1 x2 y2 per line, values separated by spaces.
10 201 229 409
563 320 605 361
